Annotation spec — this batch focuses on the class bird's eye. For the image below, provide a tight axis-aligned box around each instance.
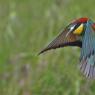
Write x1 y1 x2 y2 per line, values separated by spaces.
69 25 76 31
66 24 76 37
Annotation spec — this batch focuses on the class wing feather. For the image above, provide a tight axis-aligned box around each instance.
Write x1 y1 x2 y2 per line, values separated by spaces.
80 20 95 79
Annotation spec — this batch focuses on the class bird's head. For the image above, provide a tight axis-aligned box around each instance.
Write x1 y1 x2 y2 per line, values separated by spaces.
39 17 92 54
65 17 89 36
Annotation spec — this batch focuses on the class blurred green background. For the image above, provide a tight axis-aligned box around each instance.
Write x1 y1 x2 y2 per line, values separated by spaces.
1 0 95 95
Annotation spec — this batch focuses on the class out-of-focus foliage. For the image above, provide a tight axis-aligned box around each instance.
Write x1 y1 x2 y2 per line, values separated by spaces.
0 0 95 95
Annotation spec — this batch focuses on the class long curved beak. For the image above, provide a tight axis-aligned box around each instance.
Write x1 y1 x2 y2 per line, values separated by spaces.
39 28 82 55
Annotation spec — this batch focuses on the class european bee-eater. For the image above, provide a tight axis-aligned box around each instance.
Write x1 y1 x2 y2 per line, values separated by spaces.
39 17 95 79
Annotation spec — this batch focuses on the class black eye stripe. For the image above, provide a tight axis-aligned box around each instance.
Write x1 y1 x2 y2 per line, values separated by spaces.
73 23 81 31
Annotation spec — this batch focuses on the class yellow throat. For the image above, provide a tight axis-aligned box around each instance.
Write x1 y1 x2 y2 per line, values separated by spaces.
73 24 83 35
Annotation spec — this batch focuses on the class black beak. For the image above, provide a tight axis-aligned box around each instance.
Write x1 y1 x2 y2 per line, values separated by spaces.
39 28 82 55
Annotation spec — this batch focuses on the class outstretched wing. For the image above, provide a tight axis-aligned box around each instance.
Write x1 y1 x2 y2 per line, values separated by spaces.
39 28 81 54
80 20 95 79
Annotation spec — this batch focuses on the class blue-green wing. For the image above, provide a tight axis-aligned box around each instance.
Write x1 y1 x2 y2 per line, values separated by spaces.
80 20 95 79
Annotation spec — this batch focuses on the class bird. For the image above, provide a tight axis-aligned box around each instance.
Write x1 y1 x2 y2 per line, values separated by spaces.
39 17 95 79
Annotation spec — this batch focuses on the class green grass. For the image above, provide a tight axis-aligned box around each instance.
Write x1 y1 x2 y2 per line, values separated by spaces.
1 0 95 95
